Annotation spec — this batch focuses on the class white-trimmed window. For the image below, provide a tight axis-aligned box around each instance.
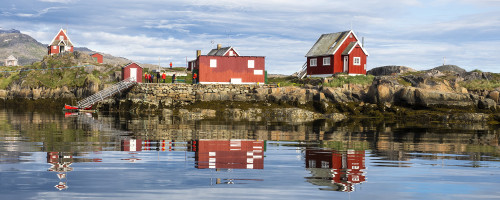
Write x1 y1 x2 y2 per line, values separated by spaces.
210 59 217 68
254 70 263 75
310 58 317 67
323 57 330 66
229 51 234 56
59 36 64 40
248 60 254 68
353 57 361 65
53 46 57 49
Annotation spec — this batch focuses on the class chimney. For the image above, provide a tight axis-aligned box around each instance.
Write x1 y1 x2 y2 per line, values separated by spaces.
196 50 201 57
362 37 364 47
217 44 221 50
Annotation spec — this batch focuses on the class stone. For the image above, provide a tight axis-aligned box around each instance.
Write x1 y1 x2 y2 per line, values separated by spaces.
487 91 499 103
478 99 496 110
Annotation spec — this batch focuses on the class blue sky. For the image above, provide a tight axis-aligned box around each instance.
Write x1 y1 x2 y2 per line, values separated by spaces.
1 0 499 74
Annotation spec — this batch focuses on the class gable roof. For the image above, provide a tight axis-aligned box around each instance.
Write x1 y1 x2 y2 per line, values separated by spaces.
305 30 366 57
48 28 74 47
6 55 17 60
122 62 143 69
341 41 369 56
207 46 239 56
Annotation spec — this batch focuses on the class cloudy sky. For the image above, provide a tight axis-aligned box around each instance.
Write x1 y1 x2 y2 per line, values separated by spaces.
1 0 499 74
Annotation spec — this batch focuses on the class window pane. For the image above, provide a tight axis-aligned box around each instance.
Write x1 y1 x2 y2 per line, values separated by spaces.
210 59 217 68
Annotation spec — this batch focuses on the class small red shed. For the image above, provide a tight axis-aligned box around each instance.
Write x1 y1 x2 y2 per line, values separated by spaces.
305 30 369 77
192 44 265 84
48 28 74 55
122 62 143 82
91 53 103 64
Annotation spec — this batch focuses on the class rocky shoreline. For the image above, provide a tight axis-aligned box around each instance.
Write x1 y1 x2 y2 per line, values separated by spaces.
1 66 499 124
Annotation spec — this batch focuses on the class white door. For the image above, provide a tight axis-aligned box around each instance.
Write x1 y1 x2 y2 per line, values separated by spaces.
343 56 349 73
130 68 137 82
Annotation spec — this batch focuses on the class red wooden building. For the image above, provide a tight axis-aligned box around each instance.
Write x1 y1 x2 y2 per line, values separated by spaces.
191 44 265 84
122 62 143 82
305 30 369 76
193 139 265 169
91 53 104 64
48 28 74 55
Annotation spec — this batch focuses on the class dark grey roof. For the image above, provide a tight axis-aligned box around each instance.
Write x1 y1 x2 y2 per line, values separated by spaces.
341 42 357 55
207 47 232 56
305 31 350 57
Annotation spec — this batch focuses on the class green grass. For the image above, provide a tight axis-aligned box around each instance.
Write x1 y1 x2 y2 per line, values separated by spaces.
267 76 301 86
460 79 500 90
324 75 374 87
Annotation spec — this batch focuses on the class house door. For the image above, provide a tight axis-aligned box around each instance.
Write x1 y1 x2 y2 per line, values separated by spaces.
59 46 65 53
130 68 137 82
343 56 349 73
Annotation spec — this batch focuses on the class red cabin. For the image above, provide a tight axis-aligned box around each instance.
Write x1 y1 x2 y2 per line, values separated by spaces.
48 28 74 55
192 44 265 84
122 62 143 82
305 30 369 77
91 53 104 64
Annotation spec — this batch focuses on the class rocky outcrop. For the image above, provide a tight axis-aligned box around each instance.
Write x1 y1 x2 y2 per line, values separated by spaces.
368 66 416 76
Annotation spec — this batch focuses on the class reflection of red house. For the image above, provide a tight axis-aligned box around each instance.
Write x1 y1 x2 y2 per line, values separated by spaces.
91 53 104 64
305 149 365 192
194 139 264 169
121 139 142 151
48 28 74 55
192 44 265 84
305 30 369 76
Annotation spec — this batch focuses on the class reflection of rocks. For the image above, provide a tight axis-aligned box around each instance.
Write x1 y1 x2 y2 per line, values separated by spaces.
223 108 262 121
178 108 216 120
268 108 322 123
449 113 488 122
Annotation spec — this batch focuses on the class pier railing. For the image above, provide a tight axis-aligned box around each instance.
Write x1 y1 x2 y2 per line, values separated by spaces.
77 77 136 108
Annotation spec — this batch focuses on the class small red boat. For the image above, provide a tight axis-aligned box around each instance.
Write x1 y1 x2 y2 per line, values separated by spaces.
64 104 93 111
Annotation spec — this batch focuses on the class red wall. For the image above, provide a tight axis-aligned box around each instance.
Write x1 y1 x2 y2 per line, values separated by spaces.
333 33 358 73
347 46 367 74
91 53 104 64
196 56 265 83
122 63 143 83
307 56 334 75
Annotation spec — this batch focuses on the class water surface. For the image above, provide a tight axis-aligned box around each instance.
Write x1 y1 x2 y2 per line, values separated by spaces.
0 109 499 200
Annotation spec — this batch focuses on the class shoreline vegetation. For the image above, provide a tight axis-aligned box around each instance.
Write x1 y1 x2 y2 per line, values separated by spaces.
0 52 499 125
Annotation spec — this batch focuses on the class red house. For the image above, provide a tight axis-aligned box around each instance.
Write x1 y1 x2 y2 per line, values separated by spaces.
192 44 265 84
122 62 143 82
91 53 104 64
305 30 369 77
193 139 264 169
48 28 74 55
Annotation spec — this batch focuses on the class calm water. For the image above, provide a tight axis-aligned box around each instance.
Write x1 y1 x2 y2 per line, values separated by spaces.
0 109 499 200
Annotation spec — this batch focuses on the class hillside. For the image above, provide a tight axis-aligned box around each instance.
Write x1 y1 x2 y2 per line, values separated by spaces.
0 29 134 67
0 32 46 65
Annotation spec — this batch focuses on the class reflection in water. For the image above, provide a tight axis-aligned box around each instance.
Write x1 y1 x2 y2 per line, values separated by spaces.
0 109 499 198
305 149 366 192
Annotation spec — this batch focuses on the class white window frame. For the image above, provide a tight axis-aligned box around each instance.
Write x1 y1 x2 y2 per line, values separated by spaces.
310 58 317 67
353 57 361 66
229 51 234 56
53 46 57 50
59 35 64 40
323 57 330 66
254 70 263 75
210 59 217 68
248 60 255 68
